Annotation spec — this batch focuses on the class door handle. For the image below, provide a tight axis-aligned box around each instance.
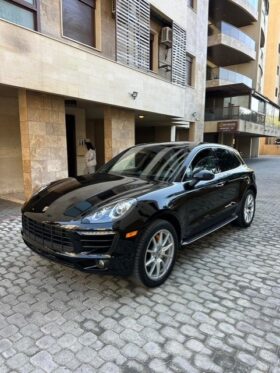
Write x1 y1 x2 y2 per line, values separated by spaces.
216 182 225 187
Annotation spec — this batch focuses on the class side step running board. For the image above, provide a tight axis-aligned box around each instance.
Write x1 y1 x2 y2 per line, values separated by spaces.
181 215 238 246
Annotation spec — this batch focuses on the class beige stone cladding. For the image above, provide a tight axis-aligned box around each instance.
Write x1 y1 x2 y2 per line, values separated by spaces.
0 87 23 195
18 90 68 199
104 107 135 163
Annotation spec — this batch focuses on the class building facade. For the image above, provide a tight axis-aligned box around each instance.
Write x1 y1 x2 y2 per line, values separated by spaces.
204 0 280 158
0 0 209 200
260 0 280 155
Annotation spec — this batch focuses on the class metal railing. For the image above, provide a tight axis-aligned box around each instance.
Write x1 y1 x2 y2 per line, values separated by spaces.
218 21 256 51
205 106 265 125
207 68 252 88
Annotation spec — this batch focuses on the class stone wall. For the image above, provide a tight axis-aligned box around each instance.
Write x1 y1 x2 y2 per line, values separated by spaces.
104 107 135 162
259 138 280 155
18 90 68 199
0 87 23 195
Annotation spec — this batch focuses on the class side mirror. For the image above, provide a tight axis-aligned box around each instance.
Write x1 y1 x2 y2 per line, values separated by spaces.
185 170 215 188
193 170 215 181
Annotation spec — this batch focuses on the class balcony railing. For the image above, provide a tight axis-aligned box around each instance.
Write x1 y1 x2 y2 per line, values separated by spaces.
205 106 265 125
207 68 252 88
218 21 256 51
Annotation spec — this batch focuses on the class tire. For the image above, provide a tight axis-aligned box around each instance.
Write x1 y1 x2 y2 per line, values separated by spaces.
132 219 178 288
235 189 256 228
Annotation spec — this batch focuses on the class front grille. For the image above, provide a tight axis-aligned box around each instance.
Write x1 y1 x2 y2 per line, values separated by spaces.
80 234 116 254
22 215 73 253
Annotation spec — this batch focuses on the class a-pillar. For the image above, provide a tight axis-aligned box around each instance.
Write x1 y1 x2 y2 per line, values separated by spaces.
18 89 68 199
104 106 135 163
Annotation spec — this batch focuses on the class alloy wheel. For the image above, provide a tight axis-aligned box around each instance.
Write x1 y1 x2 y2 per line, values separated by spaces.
144 229 175 281
244 193 255 224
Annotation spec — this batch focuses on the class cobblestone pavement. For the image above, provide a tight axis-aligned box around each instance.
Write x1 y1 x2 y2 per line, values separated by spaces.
0 157 280 373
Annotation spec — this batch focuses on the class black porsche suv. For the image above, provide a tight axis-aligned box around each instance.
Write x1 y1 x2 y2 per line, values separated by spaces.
22 142 256 287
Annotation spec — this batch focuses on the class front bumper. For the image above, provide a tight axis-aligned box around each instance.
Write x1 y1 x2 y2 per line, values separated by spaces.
21 215 137 276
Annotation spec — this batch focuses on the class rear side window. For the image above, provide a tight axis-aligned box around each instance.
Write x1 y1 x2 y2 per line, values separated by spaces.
214 148 241 172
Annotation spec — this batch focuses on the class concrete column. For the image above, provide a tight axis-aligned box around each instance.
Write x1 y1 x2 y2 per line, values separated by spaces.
189 122 197 141
18 89 68 199
250 137 260 158
0 88 24 195
104 107 135 163
236 136 252 158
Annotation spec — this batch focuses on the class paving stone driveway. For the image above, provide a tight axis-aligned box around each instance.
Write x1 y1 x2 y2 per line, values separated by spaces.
0 157 280 373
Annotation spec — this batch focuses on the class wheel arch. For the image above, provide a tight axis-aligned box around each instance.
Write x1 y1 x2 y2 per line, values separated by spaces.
247 185 257 197
145 211 182 243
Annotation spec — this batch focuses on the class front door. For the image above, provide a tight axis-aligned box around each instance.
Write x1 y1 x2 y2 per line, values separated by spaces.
178 148 222 239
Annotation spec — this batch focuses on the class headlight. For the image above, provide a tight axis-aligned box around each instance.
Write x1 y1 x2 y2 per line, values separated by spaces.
82 198 137 224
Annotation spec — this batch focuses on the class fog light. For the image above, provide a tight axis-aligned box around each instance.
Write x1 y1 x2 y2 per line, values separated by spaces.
97 260 105 269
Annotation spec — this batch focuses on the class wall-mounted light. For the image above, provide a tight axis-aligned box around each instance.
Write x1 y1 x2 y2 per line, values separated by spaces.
130 91 138 100
138 115 145 119
192 112 199 121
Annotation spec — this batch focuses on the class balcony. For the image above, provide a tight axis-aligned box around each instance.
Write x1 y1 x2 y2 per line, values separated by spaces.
209 0 258 28
208 22 256 66
206 68 252 93
205 106 265 125
205 106 280 137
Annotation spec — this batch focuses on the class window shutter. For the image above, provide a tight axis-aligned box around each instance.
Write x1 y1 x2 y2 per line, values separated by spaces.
172 23 187 86
116 0 150 70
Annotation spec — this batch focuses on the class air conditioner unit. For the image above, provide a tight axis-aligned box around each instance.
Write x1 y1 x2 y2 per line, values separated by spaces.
112 0 116 15
161 27 173 48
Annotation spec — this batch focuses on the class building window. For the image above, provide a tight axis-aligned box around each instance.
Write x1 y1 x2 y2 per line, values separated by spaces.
276 88 278 97
186 53 194 86
150 10 171 76
62 0 96 47
0 0 38 30
278 43 280 54
277 66 279 76
150 32 156 71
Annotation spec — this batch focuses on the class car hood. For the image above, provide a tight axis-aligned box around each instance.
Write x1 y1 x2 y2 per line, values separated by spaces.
23 173 169 222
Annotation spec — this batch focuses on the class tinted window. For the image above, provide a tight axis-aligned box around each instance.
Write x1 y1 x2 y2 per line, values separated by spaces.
184 149 218 180
214 148 241 172
98 145 191 182
63 0 96 47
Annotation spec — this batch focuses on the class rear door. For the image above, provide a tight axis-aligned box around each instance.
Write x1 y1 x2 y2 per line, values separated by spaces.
213 147 243 219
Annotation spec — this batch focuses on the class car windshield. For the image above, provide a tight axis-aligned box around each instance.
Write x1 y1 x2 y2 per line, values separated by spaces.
98 145 191 182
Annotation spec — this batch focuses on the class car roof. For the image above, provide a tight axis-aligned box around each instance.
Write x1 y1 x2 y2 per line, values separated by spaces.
134 142 237 152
